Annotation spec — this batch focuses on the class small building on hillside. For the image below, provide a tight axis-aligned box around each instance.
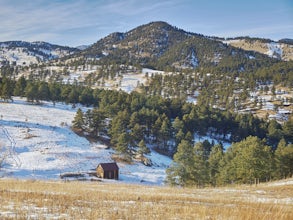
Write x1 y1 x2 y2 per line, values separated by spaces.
96 162 119 180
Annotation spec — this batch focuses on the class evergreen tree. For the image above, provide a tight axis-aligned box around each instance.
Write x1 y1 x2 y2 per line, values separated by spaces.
137 140 150 156
72 108 84 130
68 87 79 105
14 76 27 96
79 87 94 106
158 116 172 151
166 140 195 186
0 77 13 102
38 82 50 101
193 142 209 187
90 108 106 136
274 139 293 179
130 123 144 145
283 116 293 143
109 110 130 146
208 144 224 186
49 82 61 105
175 129 185 146
172 117 185 133
267 119 283 147
25 82 39 103
61 85 71 103
116 132 130 154
220 136 273 184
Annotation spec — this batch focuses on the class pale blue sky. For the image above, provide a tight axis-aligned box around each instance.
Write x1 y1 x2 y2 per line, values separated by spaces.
0 0 292 46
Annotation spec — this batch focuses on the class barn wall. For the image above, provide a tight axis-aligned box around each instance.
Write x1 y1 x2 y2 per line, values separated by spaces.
96 166 104 178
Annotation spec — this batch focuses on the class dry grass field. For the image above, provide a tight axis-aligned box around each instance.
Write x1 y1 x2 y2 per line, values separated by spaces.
0 178 292 219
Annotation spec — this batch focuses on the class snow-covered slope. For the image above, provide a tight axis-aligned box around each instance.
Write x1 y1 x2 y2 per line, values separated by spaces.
0 41 79 66
0 98 171 185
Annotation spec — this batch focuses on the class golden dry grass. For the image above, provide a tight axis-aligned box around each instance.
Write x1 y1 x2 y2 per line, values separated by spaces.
228 39 293 61
0 178 292 219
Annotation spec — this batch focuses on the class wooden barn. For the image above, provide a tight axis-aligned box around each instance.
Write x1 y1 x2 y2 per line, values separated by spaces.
96 162 119 180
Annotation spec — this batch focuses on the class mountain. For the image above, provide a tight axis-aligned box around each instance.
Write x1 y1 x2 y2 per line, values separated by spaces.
279 38 293 45
0 41 79 66
81 21 195 67
77 21 281 72
1 22 291 71
76 44 91 50
222 37 293 61
1 22 292 70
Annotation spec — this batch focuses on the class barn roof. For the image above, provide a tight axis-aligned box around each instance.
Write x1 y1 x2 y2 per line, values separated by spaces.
98 162 119 171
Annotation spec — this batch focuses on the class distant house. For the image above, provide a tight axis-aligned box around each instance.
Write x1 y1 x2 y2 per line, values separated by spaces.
96 162 119 180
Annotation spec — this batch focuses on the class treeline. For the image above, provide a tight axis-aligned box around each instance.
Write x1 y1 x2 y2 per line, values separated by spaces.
0 76 97 106
166 136 292 186
1 76 292 185
1 76 292 148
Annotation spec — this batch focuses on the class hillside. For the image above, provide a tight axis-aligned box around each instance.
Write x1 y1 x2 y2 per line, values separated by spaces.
0 178 292 219
222 38 293 61
0 41 79 66
0 97 171 184
79 21 277 71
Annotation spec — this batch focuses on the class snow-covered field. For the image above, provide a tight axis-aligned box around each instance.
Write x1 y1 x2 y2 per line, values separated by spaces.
0 98 171 185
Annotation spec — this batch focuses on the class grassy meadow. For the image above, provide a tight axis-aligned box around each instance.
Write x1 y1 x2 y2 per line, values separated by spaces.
0 178 292 219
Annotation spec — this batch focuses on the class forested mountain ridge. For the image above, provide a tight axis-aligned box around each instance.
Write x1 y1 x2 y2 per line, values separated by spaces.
78 21 279 71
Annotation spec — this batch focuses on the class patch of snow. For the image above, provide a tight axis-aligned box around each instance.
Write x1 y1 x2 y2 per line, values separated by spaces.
193 134 231 150
222 39 240 45
267 42 282 59
213 53 222 63
102 51 109 56
142 68 164 75
190 50 198 67
119 74 144 93
187 96 197 105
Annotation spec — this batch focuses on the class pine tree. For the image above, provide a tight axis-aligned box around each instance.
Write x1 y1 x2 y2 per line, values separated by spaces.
158 116 171 151
131 123 144 145
0 77 13 102
193 142 209 187
90 108 106 136
79 87 94 106
274 139 293 179
14 76 27 97
166 140 195 186
72 108 84 130
267 119 283 146
175 129 185 146
25 82 39 103
137 140 150 156
283 116 293 143
109 110 130 146
220 136 273 184
116 132 130 154
208 144 224 186
49 82 61 105
38 82 50 101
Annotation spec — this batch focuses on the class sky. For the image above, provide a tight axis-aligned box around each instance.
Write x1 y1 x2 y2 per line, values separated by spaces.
0 0 292 47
